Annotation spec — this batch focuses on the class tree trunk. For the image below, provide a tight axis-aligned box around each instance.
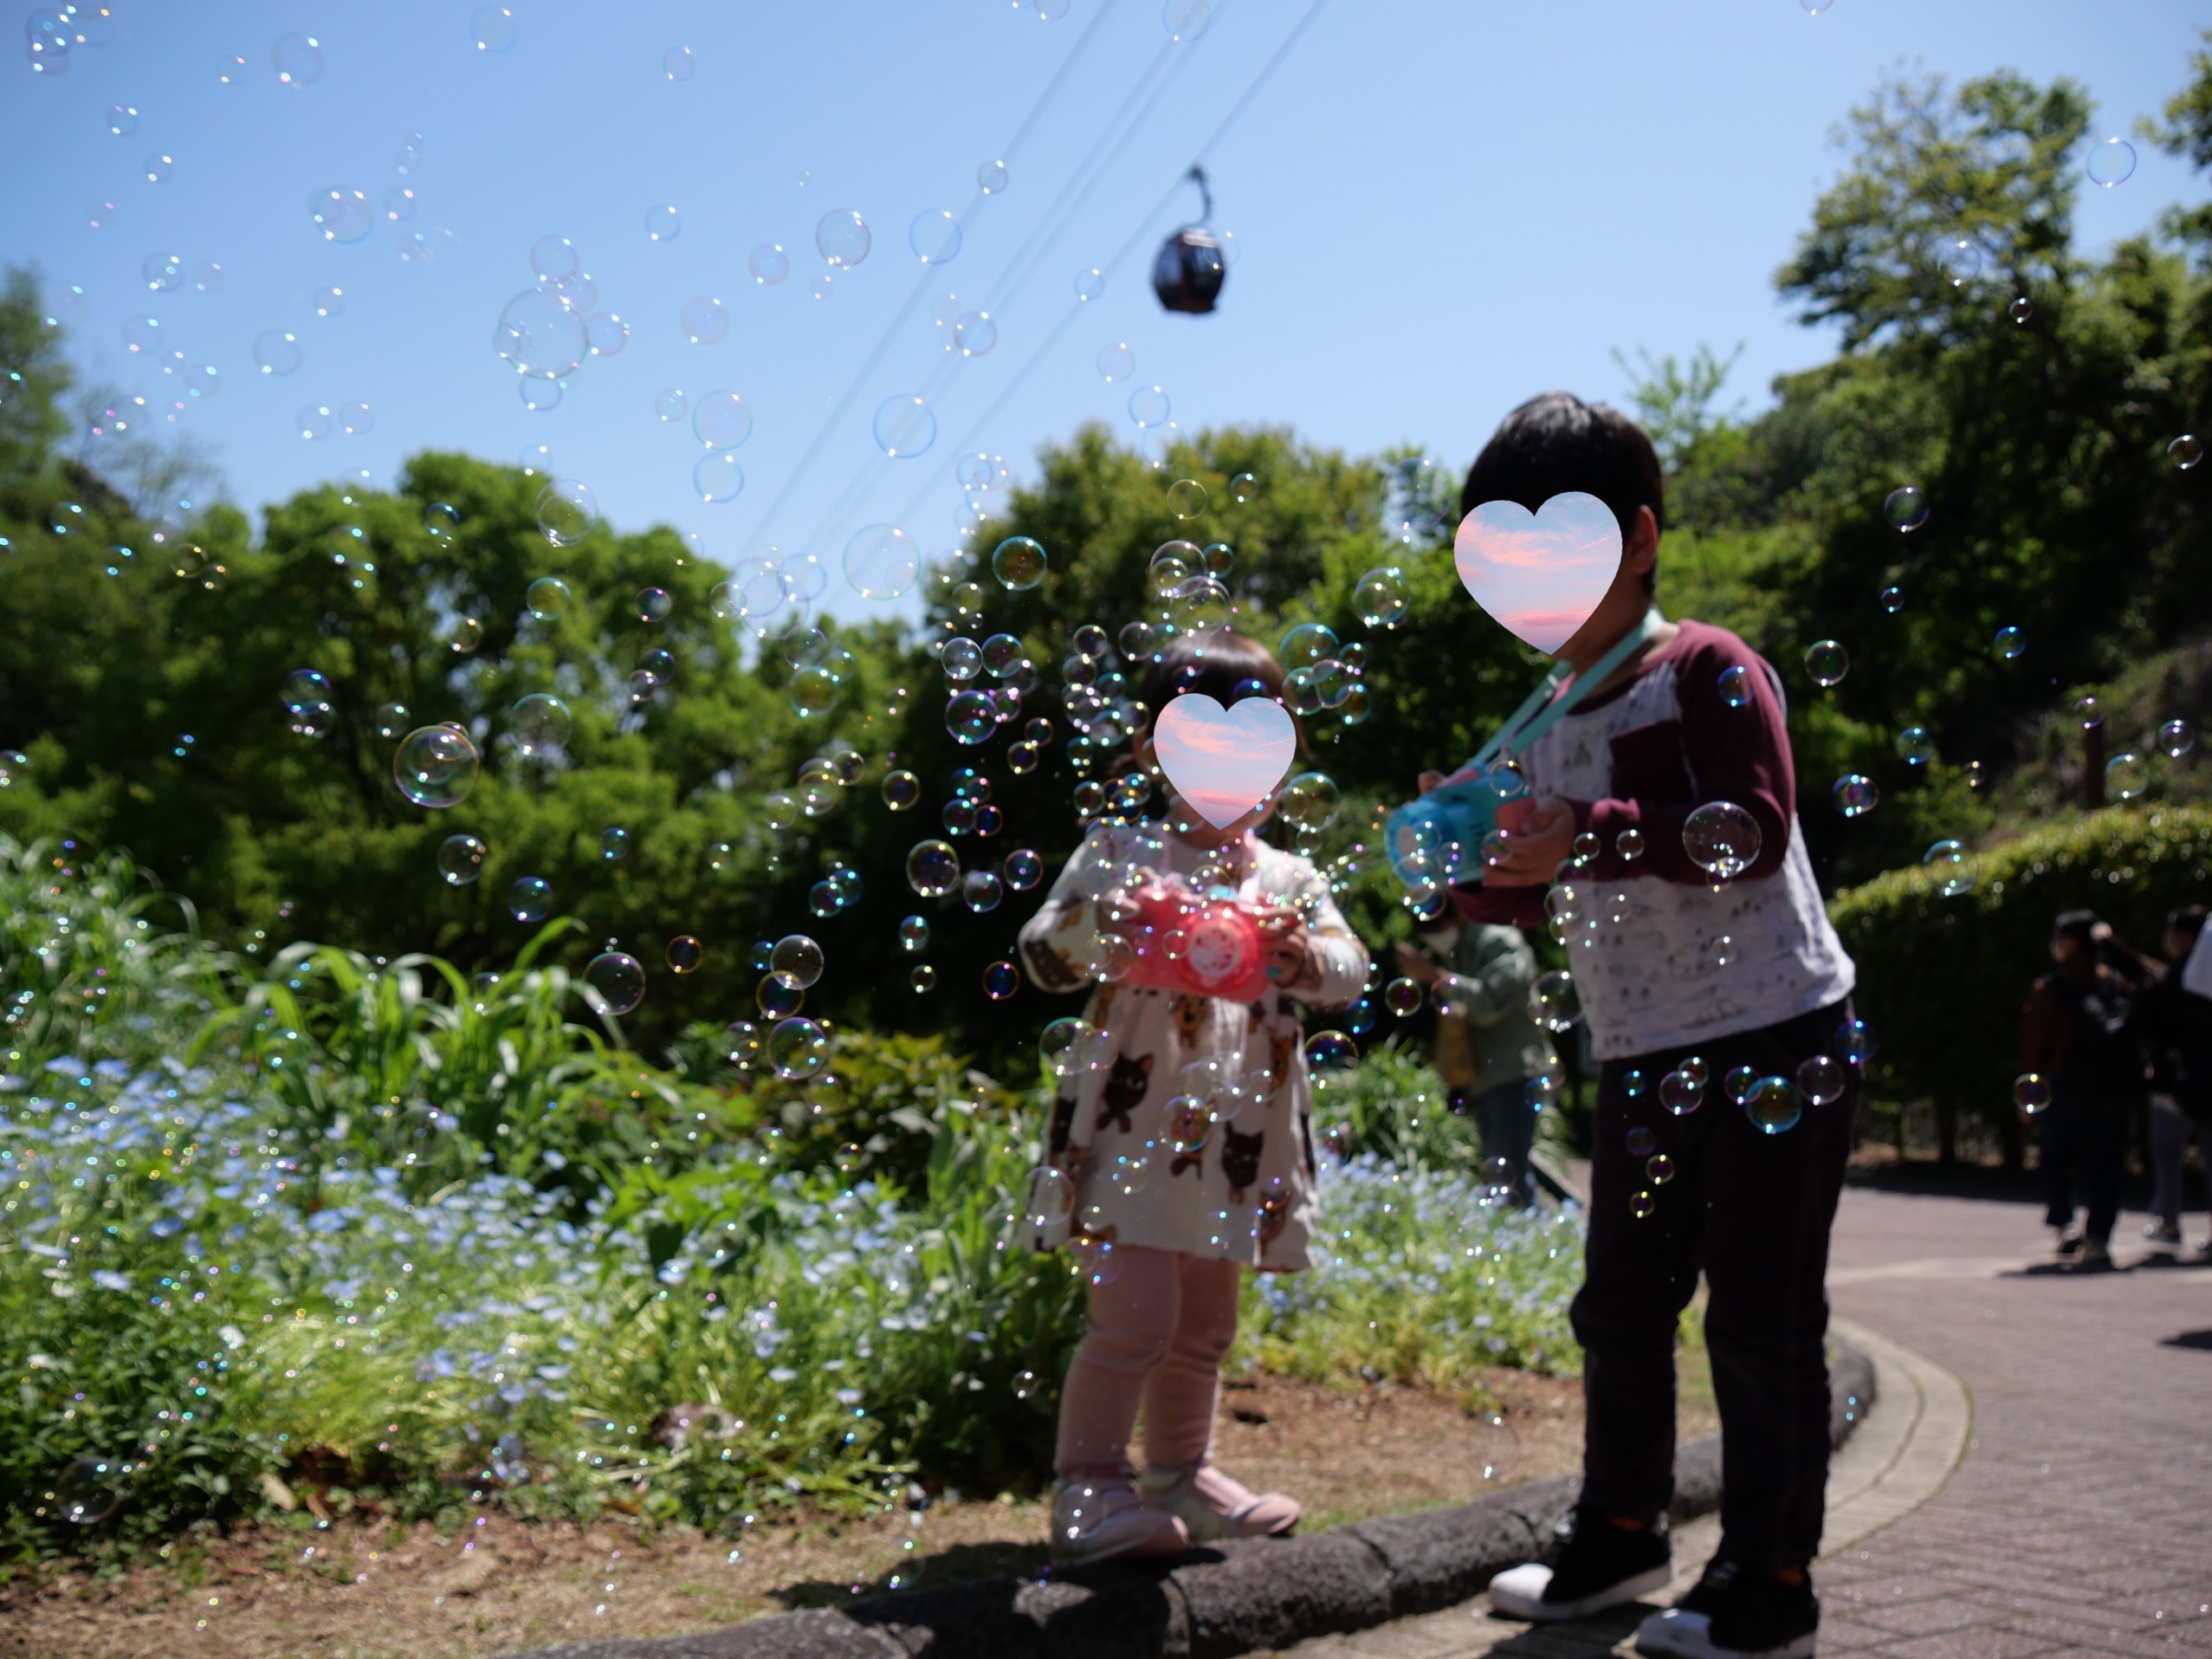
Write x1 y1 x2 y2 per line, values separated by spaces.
1936 1099 1958 1164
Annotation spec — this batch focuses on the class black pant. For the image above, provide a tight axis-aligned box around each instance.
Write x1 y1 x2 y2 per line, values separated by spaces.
2039 1100 2125 1243
1572 998 1858 1571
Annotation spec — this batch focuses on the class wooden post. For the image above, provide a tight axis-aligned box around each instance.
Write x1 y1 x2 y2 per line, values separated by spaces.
2083 719 2106 810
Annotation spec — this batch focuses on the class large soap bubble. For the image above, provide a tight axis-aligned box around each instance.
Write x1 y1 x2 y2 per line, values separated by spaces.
495 288 586 379
395 724 480 808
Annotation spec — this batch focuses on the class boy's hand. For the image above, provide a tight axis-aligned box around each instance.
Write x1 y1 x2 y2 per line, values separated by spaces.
1417 769 1445 796
1484 801 1575 887
1394 943 1440 985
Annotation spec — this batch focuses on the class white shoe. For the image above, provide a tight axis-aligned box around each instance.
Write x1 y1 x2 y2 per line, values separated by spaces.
1490 1559 1675 1621
1048 1474 1188 1566
1138 1461 1299 1541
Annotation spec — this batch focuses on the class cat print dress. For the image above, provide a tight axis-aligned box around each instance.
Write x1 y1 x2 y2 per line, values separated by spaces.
1014 822 1368 1271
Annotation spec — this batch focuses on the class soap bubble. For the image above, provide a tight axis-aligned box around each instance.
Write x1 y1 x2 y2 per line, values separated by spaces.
1937 235 1981 287
841 524 917 601
1831 774 1879 818
1894 726 1934 766
962 870 1003 913
1993 625 2026 661
1226 472 1258 504
1626 1125 1656 1157
1041 1018 1109 1079
951 311 996 356
1304 1031 1358 1072
525 576 571 621
509 693 572 758
816 210 871 268
757 973 803 1019
692 391 752 449
977 157 1009 192
2170 434 2203 470
645 204 681 242
1005 848 1044 890
1715 664 1752 709
1835 1020 1877 1065
2008 296 2034 325
907 840 959 898
945 691 997 744
909 209 961 264
508 876 553 923
1615 827 1646 860
52 1460 121 1526
394 725 480 808
2013 1073 2051 1115
749 243 789 285
694 454 745 502
1659 1069 1703 1115
941 638 984 681
1529 970 1581 1032
254 329 303 376
1168 478 1206 519
584 951 645 1016
1279 623 1340 670
2106 752 2150 800
496 288 586 379
1879 585 1905 613
2086 136 2136 187
663 44 695 80
600 826 630 861
873 394 935 457
1803 639 1849 687
983 961 1019 1000
1923 839 1974 897
1794 1052 1847 1108
1354 567 1408 629
518 378 563 413
437 833 486 885
272 31 325 86
768 1016 829 1079
1097 342 1134 381
1163 0 1213 40
142 251 183 293
983 633 1026 677
1073 266 1105 301
535 480 598 547
1279 773 1340 829
1128 385 1170 427
992 535 1047 591
2158 719 2194 759
770 935 825 988
1628 1189 1656 1220
1683 801 1762 879
471 6 516 50
679 295 728 345
1743 1076 1802 1135
107 104 139 135
882 770 920 811
1882 485 1929 532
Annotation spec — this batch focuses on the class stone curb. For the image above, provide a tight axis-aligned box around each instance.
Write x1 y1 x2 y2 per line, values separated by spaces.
503 1343 1875 1659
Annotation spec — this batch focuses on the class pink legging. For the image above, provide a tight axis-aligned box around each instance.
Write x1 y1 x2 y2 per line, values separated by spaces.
1054 1244 1241 1474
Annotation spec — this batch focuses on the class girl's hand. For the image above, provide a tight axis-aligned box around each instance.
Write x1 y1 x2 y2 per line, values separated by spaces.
1394 943 1440 985
1256 906 1311 987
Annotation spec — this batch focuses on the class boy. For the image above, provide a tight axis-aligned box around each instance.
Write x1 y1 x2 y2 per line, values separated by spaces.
1443 392 1858 1659
2107 905 2212 1255
1393 917 1555 1203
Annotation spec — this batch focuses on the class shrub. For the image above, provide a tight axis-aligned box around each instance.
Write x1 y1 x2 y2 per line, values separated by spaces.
1827 805 2212 1151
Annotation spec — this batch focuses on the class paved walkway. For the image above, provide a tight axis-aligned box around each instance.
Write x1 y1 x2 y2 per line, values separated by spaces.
1277 1179 2212 1658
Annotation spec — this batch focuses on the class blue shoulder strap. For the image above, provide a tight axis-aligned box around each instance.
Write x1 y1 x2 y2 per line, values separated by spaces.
1471 607 1665 768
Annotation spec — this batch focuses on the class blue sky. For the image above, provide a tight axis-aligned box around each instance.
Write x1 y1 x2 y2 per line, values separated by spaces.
3 0 2202 626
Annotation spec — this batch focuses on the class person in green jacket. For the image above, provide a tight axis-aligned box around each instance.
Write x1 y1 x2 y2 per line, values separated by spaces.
1396 919 1557 1204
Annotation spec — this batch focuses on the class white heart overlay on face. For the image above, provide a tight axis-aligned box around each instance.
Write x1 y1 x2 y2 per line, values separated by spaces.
1452 490 1622 654
1152 694 1297 829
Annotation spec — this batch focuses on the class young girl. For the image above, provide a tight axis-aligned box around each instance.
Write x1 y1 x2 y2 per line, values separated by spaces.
1015 630 1368 1565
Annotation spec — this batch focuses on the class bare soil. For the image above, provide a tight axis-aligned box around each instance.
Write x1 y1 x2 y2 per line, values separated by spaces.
0 1363 1718 1659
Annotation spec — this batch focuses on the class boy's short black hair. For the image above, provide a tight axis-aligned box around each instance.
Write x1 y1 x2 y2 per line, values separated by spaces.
1460 392 1667 595
2167 904 2207 943
2053 909 2100 946
1134 629 1286 726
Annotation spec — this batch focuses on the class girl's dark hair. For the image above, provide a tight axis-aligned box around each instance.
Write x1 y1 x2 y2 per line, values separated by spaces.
2053 909 2100 945
2167 904 2208 943
1134 629 1285 725
1460 391 1666 595
1111 630 1298 779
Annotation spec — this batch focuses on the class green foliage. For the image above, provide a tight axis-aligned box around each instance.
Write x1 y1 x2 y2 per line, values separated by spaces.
1828 805 2212 1142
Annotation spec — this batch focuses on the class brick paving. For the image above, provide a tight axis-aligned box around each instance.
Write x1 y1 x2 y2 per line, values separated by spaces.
1277 1176 2212 1657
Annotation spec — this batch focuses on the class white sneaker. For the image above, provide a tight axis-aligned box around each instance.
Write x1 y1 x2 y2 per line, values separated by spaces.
1049 1474 1188 1566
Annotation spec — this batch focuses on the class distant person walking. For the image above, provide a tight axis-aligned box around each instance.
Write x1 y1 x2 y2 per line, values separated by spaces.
2019 911 2145 1270
2103 905 2212 1256
1394 919 1556 1203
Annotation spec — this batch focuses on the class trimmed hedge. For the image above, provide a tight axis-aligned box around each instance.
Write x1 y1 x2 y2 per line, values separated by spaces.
1827 806 2212 1142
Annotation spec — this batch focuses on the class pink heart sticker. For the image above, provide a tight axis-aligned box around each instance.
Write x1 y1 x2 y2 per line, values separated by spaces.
1152 694 1297 830
1452 490 1622 654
